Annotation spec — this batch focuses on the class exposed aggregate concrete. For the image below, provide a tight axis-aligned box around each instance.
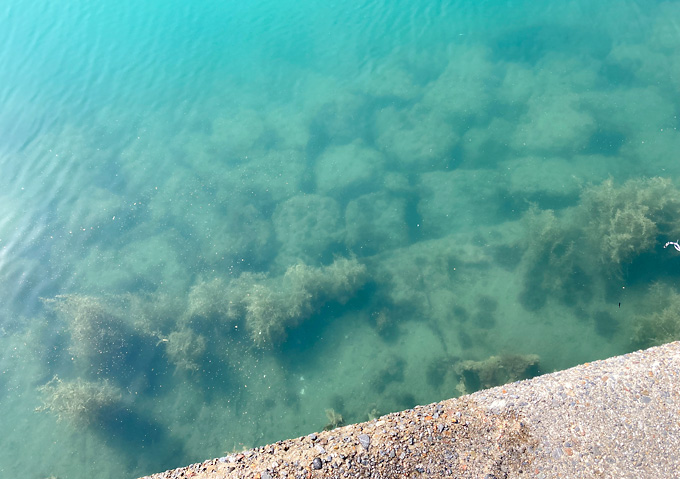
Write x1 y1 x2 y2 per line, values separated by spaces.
140 341 680 479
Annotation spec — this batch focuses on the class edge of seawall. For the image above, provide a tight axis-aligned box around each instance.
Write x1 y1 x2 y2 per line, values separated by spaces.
140 341 680 478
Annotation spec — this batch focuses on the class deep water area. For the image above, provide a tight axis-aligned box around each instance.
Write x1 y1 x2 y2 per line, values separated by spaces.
2 1 680 477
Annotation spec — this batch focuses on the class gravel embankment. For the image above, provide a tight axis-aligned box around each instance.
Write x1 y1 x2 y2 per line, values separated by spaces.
139 341 680 479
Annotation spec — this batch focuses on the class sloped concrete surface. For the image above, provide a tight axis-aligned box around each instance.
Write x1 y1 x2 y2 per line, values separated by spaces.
140 341 680 478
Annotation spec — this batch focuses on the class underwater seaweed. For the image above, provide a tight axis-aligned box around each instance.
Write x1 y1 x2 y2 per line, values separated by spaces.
519 205 589 308
162 328 207 373
323 408 345 431
42 293 165 381
234 257 367 347
454 353 541 395
632 283 680 348
242 283 293 347
518 177 680 312
43 295 130 370
186 277 239 323
581 177 680 267
119 291 184 337
36 375 122 428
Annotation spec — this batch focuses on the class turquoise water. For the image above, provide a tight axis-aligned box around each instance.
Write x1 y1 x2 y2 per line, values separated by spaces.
2 0 680 476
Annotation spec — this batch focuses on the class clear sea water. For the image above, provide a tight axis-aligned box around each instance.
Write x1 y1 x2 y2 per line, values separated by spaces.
2 0 680 477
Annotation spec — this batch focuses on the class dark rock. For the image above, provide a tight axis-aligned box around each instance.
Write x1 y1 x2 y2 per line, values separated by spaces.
312 457 322 470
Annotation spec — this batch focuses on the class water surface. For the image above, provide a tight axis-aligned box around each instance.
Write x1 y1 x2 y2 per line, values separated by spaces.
1 1 680 477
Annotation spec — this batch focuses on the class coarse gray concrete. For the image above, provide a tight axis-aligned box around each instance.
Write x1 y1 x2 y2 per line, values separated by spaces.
140 341 680 478
473 340 680 478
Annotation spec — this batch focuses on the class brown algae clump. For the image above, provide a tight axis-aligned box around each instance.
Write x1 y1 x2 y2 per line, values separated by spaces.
323 408 345 430
43 294 132 375
162 328 207 373
632 283 680 348
183 257 367 347
186 277 240 323
518 177 680 311
581 177 680 266
36 375 122 427
455 353 541 395
237 257 368 347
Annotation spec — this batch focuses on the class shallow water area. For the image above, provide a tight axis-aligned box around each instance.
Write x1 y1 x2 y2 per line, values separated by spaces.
2 1 680 477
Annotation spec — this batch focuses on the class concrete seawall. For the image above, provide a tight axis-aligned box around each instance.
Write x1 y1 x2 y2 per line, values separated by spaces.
140 341 680 478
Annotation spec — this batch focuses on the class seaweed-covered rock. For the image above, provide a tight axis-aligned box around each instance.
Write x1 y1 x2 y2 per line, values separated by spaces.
374 106 458 171
417 169 506 239
352 52 421 100
345 192 410 254
273 194 345 265
210 109 266 158
197 201 275 268
315 140 385 198
421 44 495 122
73 233 189 295
510 92 595 154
